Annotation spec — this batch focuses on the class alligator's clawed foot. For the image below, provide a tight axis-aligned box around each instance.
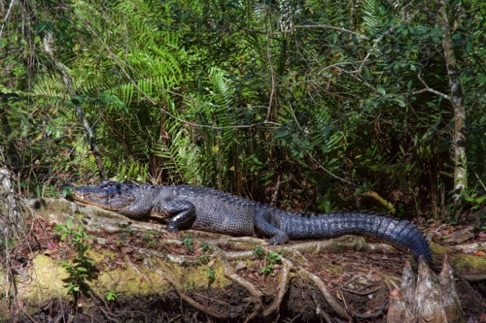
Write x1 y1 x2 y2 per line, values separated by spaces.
164 226 180 239
267 234 289 245
165 224 180 233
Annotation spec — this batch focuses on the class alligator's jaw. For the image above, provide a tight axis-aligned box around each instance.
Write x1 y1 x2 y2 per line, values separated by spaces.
68 182 136 212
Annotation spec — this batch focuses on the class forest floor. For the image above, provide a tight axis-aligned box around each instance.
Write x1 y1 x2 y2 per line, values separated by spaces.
2 199 486 322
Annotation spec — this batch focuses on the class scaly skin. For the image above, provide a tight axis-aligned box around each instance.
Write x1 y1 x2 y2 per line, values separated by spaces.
67 182 432 262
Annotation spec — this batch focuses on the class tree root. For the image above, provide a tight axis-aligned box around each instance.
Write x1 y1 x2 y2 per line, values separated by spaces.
149 262 230 320
141 240 354 321
16 198 486 322
262 258 293 320
212 246 264 322
296 265 351 320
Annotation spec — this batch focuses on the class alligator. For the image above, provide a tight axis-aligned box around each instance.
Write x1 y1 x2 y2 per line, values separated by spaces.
66 181 432 262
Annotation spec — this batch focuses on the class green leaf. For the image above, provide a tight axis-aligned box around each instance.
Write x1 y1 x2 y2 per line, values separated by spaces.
377 86 386 95
62 186 73 199
66 218 73 230
37 22 49 34
98 93 128 113
71 95 85 105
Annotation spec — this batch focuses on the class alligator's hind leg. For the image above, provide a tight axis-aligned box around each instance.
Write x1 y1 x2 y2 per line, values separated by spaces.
255 210 289 244
151 200 196 232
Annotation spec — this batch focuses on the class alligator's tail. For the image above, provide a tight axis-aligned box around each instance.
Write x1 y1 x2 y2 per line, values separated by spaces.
283 211 432 262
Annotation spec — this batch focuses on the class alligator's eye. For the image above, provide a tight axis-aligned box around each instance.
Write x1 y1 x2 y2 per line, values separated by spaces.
106 186 116 194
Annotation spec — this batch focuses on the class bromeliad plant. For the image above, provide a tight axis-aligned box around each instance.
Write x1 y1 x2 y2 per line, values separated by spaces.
55 218 97 299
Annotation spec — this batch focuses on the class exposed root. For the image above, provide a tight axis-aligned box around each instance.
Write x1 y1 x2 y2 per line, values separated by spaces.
98 305 136 323
352 300 388 319
262 258 293 319
137 237 356 320
148 261 229 320
212 246 264 321
297 266 351 320
461 274 486 281
215 244 351 321
341 285 382 296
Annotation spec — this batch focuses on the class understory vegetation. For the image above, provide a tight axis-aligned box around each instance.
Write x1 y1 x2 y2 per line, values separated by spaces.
1 0 485 221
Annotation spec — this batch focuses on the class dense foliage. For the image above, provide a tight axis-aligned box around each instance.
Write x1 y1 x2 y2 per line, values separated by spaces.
1 0 485 219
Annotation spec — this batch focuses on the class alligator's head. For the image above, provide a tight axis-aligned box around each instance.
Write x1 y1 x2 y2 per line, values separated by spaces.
66 181 141 213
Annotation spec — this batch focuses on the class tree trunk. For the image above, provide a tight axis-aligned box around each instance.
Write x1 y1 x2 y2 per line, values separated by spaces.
438 0 467 195
387 254 465 323
0 167 22 240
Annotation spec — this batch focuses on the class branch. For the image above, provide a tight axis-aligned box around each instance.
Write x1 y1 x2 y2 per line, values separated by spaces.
295 24 369 40
303 148 356 186
265 19 277 122
412 72 451 101
355 23 404 74
0 0 16 41
283 104 356 187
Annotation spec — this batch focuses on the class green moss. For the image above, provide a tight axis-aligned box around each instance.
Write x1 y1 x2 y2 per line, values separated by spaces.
20 254 69 301
157 258 231 290
430 242 486 275
88 251 232 298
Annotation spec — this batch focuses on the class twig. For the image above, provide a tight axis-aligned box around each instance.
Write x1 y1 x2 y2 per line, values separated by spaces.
301 147 356 186
413 71 450 101
295 24 369 40
41 29 106 179
265 18 276 122
0 0 16 41
474 171 486 192
270 175 292 206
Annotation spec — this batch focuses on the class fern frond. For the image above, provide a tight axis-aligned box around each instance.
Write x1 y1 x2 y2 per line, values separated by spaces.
362 0 380 33
32 73 68 100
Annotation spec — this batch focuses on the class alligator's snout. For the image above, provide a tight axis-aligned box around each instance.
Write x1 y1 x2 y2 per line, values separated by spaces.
65 182 137 212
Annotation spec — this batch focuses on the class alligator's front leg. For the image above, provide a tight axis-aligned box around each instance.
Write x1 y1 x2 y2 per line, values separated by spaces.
255 210 289 244
151 200 196 232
